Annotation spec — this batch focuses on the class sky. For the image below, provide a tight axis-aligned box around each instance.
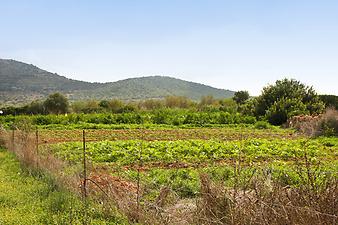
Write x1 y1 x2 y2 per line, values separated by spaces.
1 0 338 95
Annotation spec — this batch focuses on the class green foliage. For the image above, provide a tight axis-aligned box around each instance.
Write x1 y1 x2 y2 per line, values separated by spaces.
106 99 124 113
27 100 45 114
255 78 325 125
319 94 338 110
238 98 257 116
0 148 128 224
71 100 101 113
233 90 249 104
266 97 308 125
317 109 338 137
138 99 164 110
50 138 337 166
198 95 219 110
47 137 337 200
44 93 69 114
254 121 270 129
219 98 238 113
164 96 194 108
0 110 259 128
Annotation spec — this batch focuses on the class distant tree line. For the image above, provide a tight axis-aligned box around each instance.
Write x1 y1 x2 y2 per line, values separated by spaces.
319 95 338 110
1 93 69 115
1 78 336 126
1 94 239 115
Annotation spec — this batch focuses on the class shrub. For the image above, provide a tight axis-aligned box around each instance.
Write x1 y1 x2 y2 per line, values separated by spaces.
254 121 270 129
152 110 169 124
266 97 308 125
296 108 338 137
218 112 233 124
44 93 69 114
319 94 338 110
316 108 338 136
34 115 53 125
240 115 256 124
255 78 325 125
233 90 249 104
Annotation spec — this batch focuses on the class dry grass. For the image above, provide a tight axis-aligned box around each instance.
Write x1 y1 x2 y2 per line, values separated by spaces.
0 129 80 193
289 108 338 137
194 173 337 225
316 108 338 136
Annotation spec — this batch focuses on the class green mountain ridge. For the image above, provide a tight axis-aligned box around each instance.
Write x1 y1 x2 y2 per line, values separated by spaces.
0 59 234 105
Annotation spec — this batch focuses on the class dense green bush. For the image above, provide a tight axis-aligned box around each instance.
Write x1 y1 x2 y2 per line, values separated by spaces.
44 93 69 114
254 121 270 129
266 97 308 125
233 90 249 104
255 79 325 125
319 95 338 110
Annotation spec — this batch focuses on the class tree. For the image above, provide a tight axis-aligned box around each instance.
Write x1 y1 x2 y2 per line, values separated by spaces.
199 95 217 107
255 79 324 125
219 98 237 113
44 93 69 114
107 99 124 113
319 95 338 110
255 79 318 116
255 78 324 125
165 96 192 108
139 99 163 110
266 97 307 125
98 100 110 109
233 91 249 104
27 100 45 114
238 98 257 116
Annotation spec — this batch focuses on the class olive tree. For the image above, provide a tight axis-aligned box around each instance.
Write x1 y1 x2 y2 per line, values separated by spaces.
44 93 69 114
233 90 249 104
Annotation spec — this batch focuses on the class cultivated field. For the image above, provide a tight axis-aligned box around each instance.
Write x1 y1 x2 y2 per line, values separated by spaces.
1 119 337 224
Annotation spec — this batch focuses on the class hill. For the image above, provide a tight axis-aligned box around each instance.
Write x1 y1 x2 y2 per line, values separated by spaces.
0 59 234 104
74 76 234 101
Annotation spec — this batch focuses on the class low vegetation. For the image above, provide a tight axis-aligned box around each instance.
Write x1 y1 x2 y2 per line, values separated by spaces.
47 138 337 166
0 147 127 224
0 77 337 224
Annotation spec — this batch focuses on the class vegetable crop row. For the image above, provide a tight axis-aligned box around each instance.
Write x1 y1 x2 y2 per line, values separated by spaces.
46 137 338 166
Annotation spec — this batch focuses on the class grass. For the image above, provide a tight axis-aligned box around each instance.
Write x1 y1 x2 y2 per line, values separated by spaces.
0 147 128 225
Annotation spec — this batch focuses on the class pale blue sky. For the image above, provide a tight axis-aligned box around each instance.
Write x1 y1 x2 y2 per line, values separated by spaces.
1 0 338 95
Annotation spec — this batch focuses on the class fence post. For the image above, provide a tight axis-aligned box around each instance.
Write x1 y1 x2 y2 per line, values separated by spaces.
11 129 15 151
136 132 144 222
36 129 39 168
83 129 87 198
82 129 88 225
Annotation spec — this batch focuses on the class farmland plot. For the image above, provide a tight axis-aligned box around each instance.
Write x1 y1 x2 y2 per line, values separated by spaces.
2 126 337 224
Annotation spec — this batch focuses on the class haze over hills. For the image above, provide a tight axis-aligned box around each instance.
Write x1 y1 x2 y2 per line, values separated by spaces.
0 59 234 105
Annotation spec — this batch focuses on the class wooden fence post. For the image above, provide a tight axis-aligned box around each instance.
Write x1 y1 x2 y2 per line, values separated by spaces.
83 129 87 198
11 129 15 151
136 132 144 222
82 129 88 225
36 129 39 168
